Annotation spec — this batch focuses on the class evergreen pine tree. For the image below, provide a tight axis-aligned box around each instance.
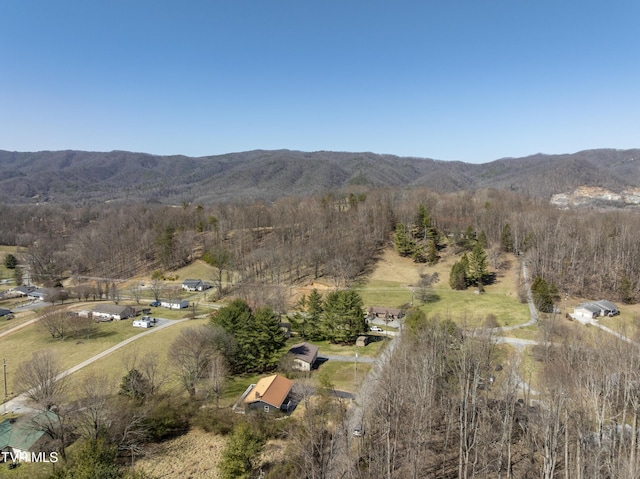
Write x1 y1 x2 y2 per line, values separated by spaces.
500 223 514 252
4 254 17 269
426 238 439 264
449 261 468 290
467 243 488 286
414 204 431 239
305 289 325 340
322 290 366 343
212 299 285 373
394 223 415 257
531 276 554 313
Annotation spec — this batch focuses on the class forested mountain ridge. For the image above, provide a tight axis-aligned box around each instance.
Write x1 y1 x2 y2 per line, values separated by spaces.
0 148 639 204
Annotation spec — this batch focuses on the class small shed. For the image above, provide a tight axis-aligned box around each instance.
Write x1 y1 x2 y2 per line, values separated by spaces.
356 335 371 347
288 342 319 371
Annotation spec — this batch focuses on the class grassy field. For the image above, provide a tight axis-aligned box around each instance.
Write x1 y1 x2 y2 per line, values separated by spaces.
0 461 53 479
0 317 176 399
67 318 209 399
356 247 530 328
301 337 390 358
0 246 19 293
0 309 39 334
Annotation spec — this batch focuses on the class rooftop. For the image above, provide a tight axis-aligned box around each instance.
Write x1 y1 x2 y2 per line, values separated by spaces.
243 374 293 409
289 342 319 364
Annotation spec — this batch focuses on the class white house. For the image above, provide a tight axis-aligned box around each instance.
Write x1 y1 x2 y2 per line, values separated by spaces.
181 279 212 292
573 303 601 321
573 300 620 321
27 288 47 301
92 304 135 321
160 299 189 310
11 286 35 297
288 342 319 371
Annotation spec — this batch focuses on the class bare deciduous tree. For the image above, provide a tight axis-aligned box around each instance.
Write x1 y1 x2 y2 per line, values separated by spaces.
207 351 229 408
168 325 215 398
75 373 113 442
40 306 68 339
15 350 67 410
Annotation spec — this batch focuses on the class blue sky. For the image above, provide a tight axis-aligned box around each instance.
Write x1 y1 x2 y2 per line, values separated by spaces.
1 1 638 163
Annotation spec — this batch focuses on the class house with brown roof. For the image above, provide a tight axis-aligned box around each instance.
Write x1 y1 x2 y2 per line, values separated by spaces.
368 306 403 320
242 374 293 413
288 342 319 371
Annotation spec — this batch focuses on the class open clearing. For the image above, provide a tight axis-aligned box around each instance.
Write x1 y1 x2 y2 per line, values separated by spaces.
357 247 530 328
133 428 225 479
67 318 209 399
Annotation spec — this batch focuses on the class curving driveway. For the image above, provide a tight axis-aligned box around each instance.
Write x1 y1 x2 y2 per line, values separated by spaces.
2 318 188 414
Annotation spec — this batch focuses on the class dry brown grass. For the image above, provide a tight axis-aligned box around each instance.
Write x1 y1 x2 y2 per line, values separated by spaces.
367 247 422 285
133 428 225 479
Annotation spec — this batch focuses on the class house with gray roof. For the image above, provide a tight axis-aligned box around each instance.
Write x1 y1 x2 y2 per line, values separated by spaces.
181 279 212 292
573 300 619 322
288 342 319 371
573 303 601 321
92 304 135 321
593 300 619 316
11 285 35 297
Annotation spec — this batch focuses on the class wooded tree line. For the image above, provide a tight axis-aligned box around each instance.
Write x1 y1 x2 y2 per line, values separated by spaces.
1 187 640 302
264 315 640 479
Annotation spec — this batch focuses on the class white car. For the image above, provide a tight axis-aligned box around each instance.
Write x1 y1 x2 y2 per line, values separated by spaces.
370 326 383 332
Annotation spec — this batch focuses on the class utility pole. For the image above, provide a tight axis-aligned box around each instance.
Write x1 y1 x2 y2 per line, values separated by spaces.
3 358 6 400
354 352 358 385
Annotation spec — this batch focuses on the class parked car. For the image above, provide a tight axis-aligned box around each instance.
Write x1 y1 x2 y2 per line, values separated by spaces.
149 301 160 307
353 425 364 437
370 326 383 332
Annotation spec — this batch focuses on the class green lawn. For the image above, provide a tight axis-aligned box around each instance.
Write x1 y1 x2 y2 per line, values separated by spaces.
0 309 39 334
315 360 372 393
67 318 209 400
417 287 530 328
292 337 389 358
1 460 53 479
0 318 163 399
355 280 413 309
